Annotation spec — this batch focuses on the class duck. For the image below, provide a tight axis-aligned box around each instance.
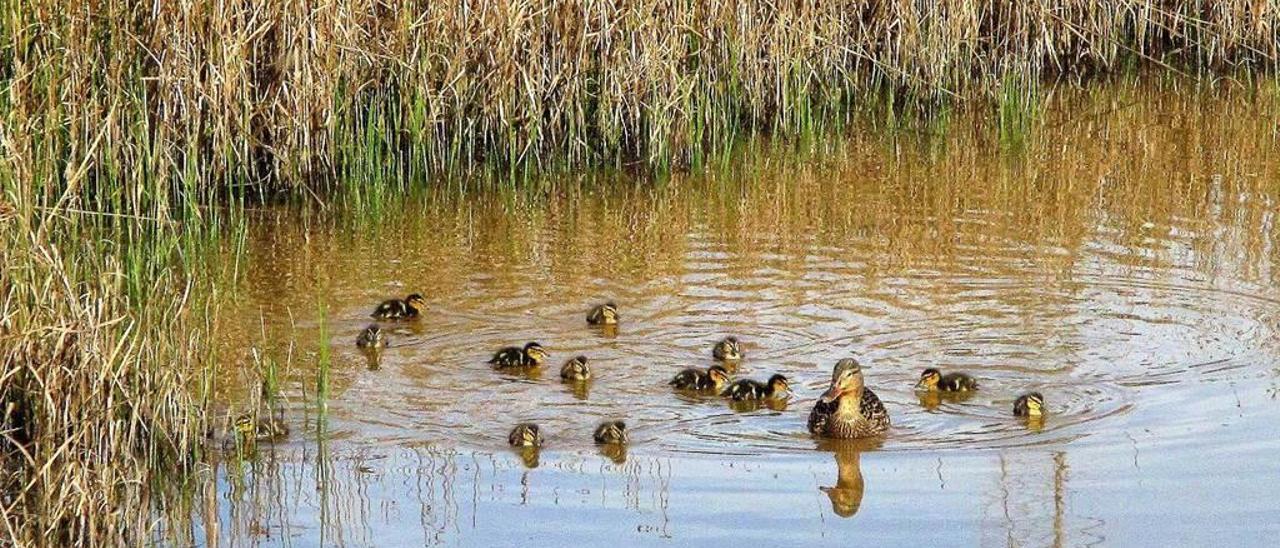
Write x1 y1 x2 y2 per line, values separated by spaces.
233 413 290 444
560 355 592 381
669 365 731 391
355 325 388 349
586 302 619 325
593 420 628 444
915 368 978 392
508 423 544 447
808 358 891 439
489 342 548 369
712 336 743 361
1013 392 1045 417
371 293 427 320
721 374 791 401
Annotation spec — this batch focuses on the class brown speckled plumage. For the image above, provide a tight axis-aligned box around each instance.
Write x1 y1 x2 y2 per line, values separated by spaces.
808 387 890 439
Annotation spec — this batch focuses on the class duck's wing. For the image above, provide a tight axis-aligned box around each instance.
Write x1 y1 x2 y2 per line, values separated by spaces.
859 388 890 428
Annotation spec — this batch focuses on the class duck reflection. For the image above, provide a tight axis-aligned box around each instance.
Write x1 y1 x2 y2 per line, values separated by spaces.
816 439 880 518
363 350 382 371
598 443 627 465
916 390 976 411
514 446 540 468
565 380 591 400
726 397 790 413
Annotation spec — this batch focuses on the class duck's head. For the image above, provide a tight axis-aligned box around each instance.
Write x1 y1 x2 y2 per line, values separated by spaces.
234 414 255 439
508 423 542 447
708 366 731 388
915 368 942 390
595 420 628 444
717 337 742 359
406 293 427 311
523 342 549 364
1016 392 1045 417
601 302 619 322
820 358 865 404
767 374 792 396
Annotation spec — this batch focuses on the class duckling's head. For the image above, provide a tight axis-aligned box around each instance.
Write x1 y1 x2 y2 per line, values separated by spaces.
820 358 865 404
523 342 548 364
708 366 731 389
1016 392 1045 417
915 368 942 390
234 414 255 439
406 293 427 311
716 336 742 359
767 374 792 396
601 302 619 321
508 423 542 447
595 420 628 444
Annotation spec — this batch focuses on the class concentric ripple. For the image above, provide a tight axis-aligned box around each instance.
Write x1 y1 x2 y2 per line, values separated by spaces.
255 200 1280 459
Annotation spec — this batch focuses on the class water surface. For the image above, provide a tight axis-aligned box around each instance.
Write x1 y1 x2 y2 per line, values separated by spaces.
184 83 1280 546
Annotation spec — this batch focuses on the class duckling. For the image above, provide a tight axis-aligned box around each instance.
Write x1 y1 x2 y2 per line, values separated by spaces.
489 342 548 369
721 374 791 401
586 302 619 325
808 358 891 439
915 368 978 391
1013 392 1045 417
712 336 743 361
560 355 592 381
355 325 388 349
508 423 543 447
371 293 427 320
669 365 731 392
234 413 290 444
593 420 628 444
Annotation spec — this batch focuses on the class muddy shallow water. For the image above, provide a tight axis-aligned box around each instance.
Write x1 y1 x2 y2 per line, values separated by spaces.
185 84 1280 546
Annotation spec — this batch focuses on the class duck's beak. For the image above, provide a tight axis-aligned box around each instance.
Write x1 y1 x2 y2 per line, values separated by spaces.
913 378 926 389
819 385 843 403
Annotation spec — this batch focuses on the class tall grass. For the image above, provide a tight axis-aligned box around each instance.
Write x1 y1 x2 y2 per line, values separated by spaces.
4 1 1277 206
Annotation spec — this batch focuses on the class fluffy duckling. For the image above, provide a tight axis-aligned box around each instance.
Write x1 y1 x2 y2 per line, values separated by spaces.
808 359 891 439
593 420 628 444
721 374 791 401
371 293 427 320
234 413 290 444
712 336 743 361
489 342 548 369
586 302 619 325
355 325 388 349
915 368 978 392
560 355 592 381
669 365 731 392
508 423 543 447
1013 392 1045 417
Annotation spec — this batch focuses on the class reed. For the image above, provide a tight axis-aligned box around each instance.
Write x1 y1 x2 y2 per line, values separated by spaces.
3 1 1277 206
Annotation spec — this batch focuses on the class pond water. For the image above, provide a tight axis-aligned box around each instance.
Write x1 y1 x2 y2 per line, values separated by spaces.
182 83 1280 546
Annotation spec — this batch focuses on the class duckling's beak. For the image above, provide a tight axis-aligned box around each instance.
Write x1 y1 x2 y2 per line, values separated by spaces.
819 385 843 403
913 378 927 389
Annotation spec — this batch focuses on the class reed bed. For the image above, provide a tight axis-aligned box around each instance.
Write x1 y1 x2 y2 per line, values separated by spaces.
4 1 1277 203
1 0 1278 544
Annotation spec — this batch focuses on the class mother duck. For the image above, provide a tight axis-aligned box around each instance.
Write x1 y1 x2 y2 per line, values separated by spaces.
808 358 890 439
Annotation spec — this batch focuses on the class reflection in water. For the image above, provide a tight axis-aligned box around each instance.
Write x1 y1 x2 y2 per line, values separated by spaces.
915 390 977 411
820 446 867 518
565 379 592 400
514 446 541 469
598 443 628 465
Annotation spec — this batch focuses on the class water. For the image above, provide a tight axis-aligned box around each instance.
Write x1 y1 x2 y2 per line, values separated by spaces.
184 84 1280 546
